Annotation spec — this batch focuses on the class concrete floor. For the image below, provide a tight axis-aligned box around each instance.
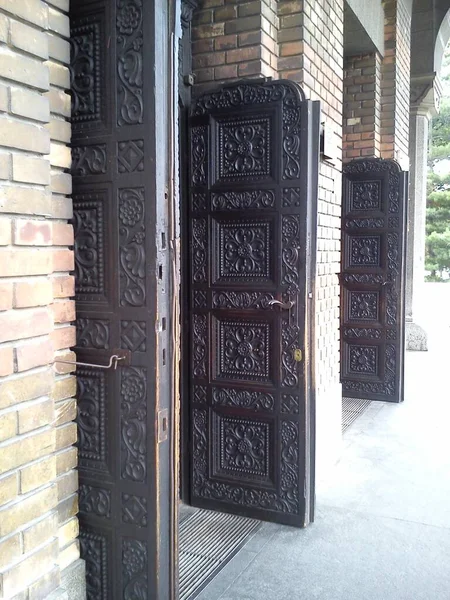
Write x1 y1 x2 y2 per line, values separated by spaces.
197 286 450 600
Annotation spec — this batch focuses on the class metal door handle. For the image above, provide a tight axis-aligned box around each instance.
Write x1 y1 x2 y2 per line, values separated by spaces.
268 299 295 309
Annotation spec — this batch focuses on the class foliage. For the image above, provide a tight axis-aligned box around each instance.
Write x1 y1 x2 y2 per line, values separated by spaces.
426 50 450 281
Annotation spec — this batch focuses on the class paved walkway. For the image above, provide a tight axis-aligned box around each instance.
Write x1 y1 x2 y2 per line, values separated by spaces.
198 287 450 600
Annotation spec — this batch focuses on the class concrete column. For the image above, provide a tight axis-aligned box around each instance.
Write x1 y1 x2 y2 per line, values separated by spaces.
406 76 441 350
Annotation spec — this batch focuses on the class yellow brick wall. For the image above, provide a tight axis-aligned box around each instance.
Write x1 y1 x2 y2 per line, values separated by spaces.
0 0 77 598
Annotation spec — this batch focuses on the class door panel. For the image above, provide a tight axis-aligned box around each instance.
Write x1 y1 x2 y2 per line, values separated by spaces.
70 1 173 598
187 81 320 527
341 159 407 403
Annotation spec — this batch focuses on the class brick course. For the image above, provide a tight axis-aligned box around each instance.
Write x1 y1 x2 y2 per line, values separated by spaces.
0 1 76 598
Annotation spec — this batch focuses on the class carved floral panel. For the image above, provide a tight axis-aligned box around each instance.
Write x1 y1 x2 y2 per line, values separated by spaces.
73 193 106 300
77 370 107 472
217 116 271 181
80 531 108 600
119 187 146 307
348 344 378 375
122 494 148 527
349 235 381 267
79 484 111 519
216 219 272 282
216 319 270 382
348 291 379 322
120 367 147 483
122 538 148 600
211 190 275 211
70 21 101 125
350 180 382 211
213 414 271 483
118 140 144 173
117 0 143 126
72 144 107 176
77 318 110 349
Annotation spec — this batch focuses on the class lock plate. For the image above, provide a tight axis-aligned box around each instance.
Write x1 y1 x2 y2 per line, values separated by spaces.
293 348 303 362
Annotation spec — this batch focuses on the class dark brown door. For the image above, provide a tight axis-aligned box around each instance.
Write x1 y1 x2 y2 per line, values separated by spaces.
187 81 320 527
70 1 174 598
341 159 407 403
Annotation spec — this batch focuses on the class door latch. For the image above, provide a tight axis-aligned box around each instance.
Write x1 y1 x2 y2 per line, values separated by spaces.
54 349 131 370
158 409 169 443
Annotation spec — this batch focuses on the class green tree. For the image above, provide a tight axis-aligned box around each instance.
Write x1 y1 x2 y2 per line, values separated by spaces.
426 47 450 281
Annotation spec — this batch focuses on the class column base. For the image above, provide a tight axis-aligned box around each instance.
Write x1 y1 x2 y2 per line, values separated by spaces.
406 321 428 351
61 559 86 600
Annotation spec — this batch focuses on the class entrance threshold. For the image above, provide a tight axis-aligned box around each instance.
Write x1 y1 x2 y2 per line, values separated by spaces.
179 508 261 600
342 397 372 433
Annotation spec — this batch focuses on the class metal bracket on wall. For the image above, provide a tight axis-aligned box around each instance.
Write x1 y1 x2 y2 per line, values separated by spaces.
54 349 132 370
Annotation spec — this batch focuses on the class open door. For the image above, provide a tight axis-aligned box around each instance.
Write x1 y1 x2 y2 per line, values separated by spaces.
70 1 174 598
186 81 320 527
341 159 407 403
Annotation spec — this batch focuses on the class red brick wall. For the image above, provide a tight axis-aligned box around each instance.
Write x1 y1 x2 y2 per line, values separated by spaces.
343 53 382 161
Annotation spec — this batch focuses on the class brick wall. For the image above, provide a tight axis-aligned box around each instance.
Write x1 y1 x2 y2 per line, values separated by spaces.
0 1 77 598
381 0 412 165
343 53 382 161
192 0 278 94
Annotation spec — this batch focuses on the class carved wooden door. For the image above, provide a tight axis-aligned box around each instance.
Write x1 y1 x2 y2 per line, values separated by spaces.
341 159 407 402
70 1 173 598
187 81 320 527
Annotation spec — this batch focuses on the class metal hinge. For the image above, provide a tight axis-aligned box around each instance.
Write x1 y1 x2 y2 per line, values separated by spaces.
157 409 169 443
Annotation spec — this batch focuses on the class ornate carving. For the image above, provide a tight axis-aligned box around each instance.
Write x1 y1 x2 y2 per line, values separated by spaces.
386 233 399 325
117 0 143 126
192 219 207 283
350 181 381 211
193 385 207 404
349 236 381 266
212 291 274 310
192 314 207 378
348 292 378 321
282 187 301 207
77 370 107 471
119 187 146 307
122 494 148 527
70 21 101 124
217 319 270 381
181 0 198 26
192 81 303 181
192 192 207 212
121 320 147 352
388 216 399 228
215 415 270 481
72 145 107 176
281 394 300 414
343 159 401 216
281 319 300 387
122 538 148 600
343 344 396 396
341 273 384 285
345 218 384 229
191 126 207 186
211 189 275 211
218 116 271 180
386 329 397 340
73 194 105 299
212 388 275 411
79 484 111 518
218 220 271 280
118 140 144 173
80 531 108 600
121 367 147 483
343 327 381 339
192 409 299 514
282 215 301 286
348 345 378 375
193 290 207 309
77 318 110 349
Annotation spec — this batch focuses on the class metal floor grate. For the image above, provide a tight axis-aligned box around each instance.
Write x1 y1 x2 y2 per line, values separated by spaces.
342 397 372 433
178 509 261 600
